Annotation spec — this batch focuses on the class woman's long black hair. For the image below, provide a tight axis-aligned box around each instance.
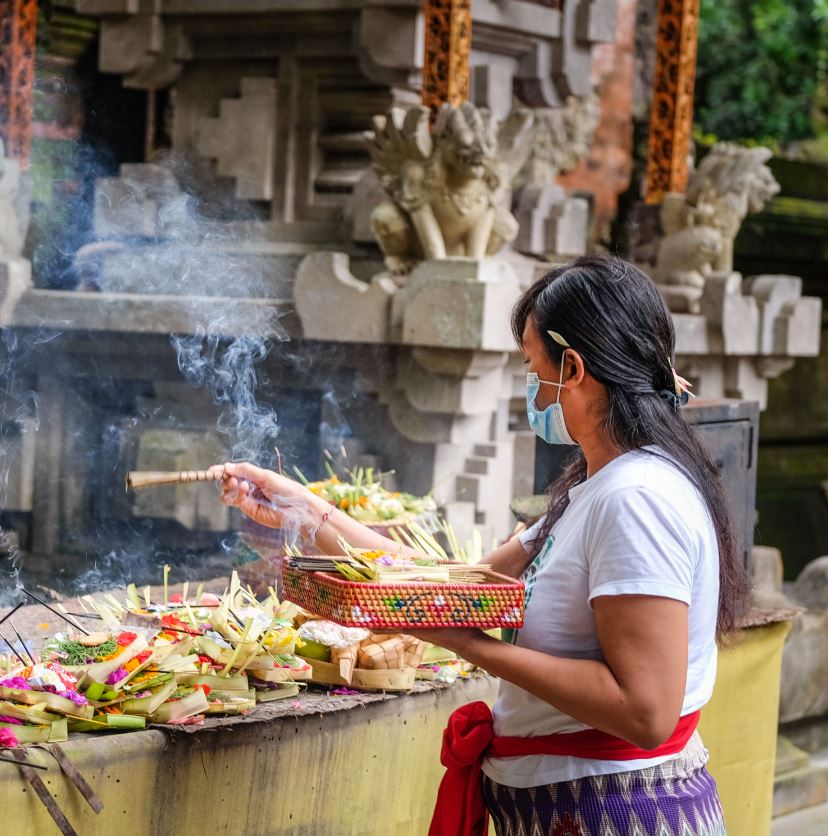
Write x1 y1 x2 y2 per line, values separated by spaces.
513 255 750 639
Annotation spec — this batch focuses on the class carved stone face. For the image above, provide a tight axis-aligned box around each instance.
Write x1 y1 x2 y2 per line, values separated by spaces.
747 169 781 213
448 143 492 180
399 160 425 202
696 227 723 259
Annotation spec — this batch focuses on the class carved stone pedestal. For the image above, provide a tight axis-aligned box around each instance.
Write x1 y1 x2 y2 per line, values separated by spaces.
293 253 528 539
673 272 822 408
397 258 521 352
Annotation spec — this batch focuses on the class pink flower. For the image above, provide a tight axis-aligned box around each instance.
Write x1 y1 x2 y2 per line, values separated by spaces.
0 677 30 691
105 668 128 686
0 716 22 725
58 689 88 706
0 728 19 747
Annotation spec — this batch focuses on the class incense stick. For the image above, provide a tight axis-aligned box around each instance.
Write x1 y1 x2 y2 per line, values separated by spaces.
8 623 34 665
0 601 25 627
64 714 113 726
18 588 90 636
0 755 48 771
63 605 223 621
0 633 24 665
126 468 225 491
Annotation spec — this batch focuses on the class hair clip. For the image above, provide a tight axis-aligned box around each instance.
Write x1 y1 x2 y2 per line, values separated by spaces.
671 368 694 398
547 330 570 348
657 389 690 412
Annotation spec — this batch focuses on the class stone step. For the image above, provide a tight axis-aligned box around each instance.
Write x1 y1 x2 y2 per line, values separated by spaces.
474 443 498 458
464 456 490 476
456 474 483 506
771 801 828 836
456 473 499 513
776 737 812 776
317 132 369 153
315 169 364 190
773 764 828 818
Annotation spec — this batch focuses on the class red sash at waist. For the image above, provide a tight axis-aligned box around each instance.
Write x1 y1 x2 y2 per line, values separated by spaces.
429 701 700 836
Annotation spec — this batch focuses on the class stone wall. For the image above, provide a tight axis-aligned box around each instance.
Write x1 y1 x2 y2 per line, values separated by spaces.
558 0 639 246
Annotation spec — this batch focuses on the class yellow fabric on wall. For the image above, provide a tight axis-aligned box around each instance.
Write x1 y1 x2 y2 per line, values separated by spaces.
699 621 792 836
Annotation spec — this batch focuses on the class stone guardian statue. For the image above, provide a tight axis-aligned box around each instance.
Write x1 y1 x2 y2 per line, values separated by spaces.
367 102 534 276
654 143 781 312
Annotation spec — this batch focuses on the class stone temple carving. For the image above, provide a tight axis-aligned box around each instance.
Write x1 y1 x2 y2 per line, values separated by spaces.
367 102 534 276
518 94 601 187
512 94 601 259
654 143 781 312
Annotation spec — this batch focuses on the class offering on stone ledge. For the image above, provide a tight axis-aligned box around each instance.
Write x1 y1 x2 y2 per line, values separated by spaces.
0 563 490 748
299 466 436 525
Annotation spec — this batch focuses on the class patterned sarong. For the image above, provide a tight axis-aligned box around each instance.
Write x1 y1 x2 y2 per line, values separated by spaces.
482 733 727 836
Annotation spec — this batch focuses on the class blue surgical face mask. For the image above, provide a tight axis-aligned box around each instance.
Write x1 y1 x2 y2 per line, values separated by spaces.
526 362 577 446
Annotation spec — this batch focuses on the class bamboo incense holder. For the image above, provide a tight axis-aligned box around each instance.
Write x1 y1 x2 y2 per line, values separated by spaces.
126 468 225 491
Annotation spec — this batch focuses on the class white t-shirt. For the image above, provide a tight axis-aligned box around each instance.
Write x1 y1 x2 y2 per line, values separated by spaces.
482 448 720 788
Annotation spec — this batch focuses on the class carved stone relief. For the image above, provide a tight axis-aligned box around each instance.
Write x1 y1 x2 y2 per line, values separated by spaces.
99 13 191 89
196 78 278 202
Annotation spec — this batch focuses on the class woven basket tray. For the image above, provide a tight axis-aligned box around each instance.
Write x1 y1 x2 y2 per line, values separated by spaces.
283 565 524 629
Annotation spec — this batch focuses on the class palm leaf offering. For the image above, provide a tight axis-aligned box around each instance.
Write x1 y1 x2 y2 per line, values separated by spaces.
0 570 316 746
0 540 499 750
296 465 436 524
386 518 485 565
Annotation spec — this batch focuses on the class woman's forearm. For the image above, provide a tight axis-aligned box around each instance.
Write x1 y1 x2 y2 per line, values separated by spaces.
456 632 676 749
487 536 536 579
299 490 422 557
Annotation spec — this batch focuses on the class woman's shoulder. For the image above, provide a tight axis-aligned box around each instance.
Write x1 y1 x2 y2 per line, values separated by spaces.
587 449 711 527
599 447 700 492
583 453 717 580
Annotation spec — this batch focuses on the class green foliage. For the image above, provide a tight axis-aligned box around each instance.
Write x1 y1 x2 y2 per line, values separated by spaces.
695 0 823 144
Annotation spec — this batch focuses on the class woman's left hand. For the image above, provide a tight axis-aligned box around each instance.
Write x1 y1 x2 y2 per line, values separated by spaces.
399 627 487 657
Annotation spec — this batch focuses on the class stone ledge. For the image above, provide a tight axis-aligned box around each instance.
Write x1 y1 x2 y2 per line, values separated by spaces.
0 672 497 836
774 765 828 818
8 289 290 338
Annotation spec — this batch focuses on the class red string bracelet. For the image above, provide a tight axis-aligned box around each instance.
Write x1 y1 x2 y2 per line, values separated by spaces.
311 502 337 542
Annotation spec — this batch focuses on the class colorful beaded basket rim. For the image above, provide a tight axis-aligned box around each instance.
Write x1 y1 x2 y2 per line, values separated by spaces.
283 566 525 629
292 568 522 591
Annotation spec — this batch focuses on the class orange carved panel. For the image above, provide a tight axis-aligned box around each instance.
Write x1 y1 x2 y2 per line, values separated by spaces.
422 0 472 116
645 0 700 204
0 0 37 164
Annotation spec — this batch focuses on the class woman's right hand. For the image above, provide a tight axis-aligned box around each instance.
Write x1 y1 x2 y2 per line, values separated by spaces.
209 461 313 531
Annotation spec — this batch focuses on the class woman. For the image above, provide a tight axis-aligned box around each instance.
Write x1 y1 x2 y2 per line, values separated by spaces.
215 255 748 836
